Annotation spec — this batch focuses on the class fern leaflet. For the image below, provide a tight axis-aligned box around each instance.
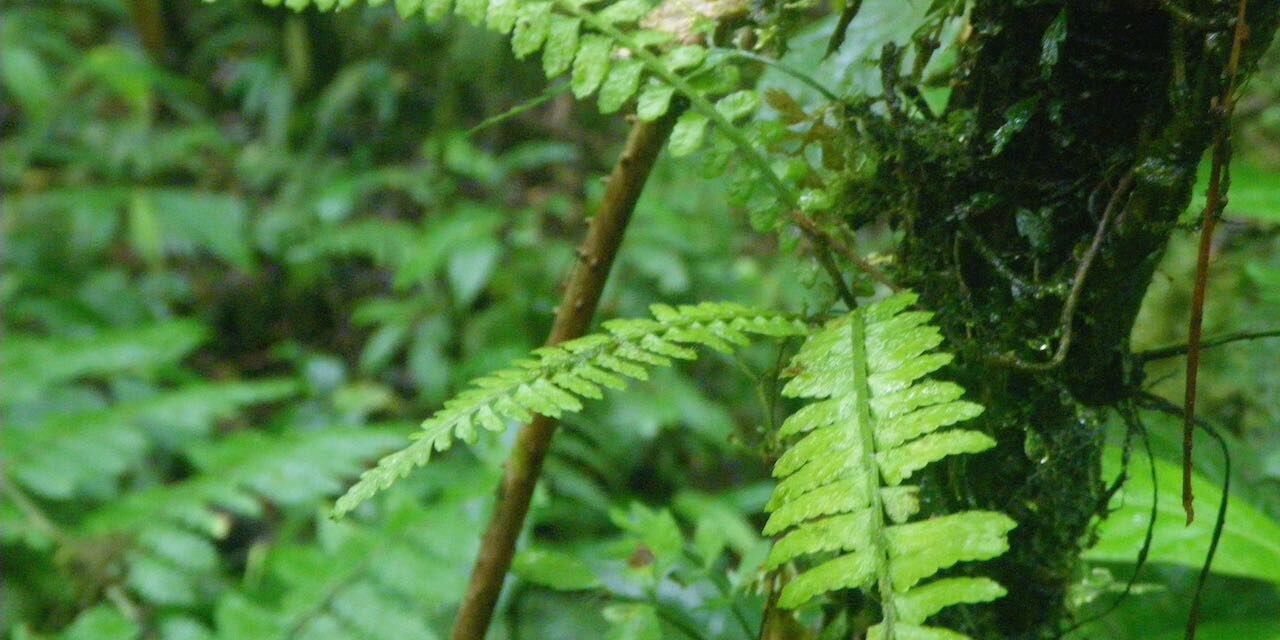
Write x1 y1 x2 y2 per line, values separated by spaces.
763 292 1015 639
334 302 807 516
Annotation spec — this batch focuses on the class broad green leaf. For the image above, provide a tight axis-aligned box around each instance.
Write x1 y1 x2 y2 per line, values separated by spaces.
1187 160 1280 223
512 548 602 590
1084 445 1280 585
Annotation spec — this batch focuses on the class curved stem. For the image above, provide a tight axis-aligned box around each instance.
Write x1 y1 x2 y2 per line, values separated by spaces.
1182 0 1249 525
1135 328 1280 363
450 111 680 640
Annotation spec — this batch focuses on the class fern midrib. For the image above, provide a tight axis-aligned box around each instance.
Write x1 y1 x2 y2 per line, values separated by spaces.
559 2 800 208
850 309 896 635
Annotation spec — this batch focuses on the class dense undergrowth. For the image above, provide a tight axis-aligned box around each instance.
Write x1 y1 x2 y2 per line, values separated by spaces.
3 1 1280 638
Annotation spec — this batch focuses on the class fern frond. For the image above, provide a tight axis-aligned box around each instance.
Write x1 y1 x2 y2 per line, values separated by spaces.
763 292 1015 639
334 302 808 516
78 427 405 608
0 321 207 407
4 380 297 499
213 461 496 640
256 0 790 191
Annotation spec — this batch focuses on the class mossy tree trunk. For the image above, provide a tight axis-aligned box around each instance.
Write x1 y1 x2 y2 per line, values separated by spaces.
869 1 1279 637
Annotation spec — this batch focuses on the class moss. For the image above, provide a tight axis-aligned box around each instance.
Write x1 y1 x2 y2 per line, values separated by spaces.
839 1 1280 636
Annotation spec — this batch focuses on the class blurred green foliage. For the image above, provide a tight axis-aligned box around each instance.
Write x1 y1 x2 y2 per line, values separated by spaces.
1 1 1278 638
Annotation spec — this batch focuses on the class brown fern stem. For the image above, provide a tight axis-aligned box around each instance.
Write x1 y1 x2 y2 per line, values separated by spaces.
1183 0 1248 528
450 111 679 640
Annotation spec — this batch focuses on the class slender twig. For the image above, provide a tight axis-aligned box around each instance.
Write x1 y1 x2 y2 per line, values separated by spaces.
1135 328 1280 363
1136 393 1230 640
790 211 898 292
450 112 680 640
1183 0 1249 525
467 83 574 136
993 170 1136 371
709 49 843 103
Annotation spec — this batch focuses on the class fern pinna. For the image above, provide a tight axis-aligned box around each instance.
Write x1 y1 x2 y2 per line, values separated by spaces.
335 302 807 516
764 292 1016 639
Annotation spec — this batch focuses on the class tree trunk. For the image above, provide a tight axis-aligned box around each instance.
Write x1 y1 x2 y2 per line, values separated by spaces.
873 1 1278 637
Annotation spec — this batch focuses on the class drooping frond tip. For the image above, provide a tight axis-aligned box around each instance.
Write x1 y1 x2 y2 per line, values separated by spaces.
259 0 762 158
333 302 808 517
764 291 1015 639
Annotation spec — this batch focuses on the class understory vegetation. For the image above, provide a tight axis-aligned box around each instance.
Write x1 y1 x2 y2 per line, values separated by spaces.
2 1 1280 638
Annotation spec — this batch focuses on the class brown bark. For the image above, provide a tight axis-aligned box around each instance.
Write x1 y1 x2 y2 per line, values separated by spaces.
450 111 679 640
872 1 1279 636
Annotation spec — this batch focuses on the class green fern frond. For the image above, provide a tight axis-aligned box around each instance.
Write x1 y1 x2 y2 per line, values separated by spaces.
0 320 207 407
256 0 789 188
212 461 495 640
334 302 808 516
77 427 405 608
763 292 1015 639
4 379 297 499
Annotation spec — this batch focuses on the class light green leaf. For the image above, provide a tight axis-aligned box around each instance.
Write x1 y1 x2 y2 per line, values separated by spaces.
571 35 612 98
511 2 553 59
663 45 707 71
485 0 520 33
512 548 602 590
893 577 1006 625
63 606 140 640
455 0 487 25
597 0 651 23
669 111 709 157
446 240 500 306
542 16 581 77
394 0 422 17
1084 445 1280 584
887 512 1016 591
598 59 643 113
867 623 972 640
603 603 661 640
715 90 760 122
423 0 452 21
